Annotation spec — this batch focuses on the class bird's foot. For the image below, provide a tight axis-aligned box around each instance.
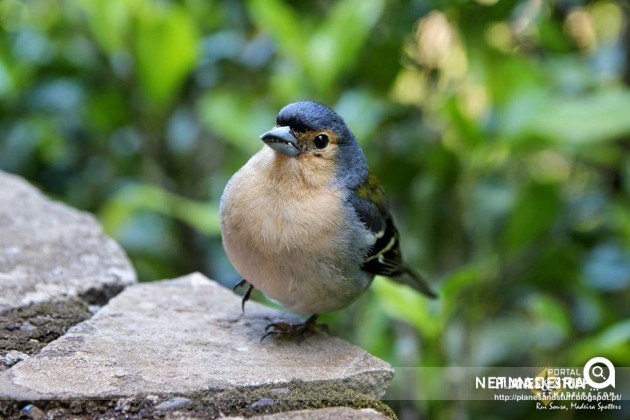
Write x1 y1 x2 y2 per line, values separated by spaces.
233 279 254 313
261 314 326 342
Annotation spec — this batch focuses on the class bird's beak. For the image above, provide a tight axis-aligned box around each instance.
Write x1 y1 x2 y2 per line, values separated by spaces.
260 126 300 157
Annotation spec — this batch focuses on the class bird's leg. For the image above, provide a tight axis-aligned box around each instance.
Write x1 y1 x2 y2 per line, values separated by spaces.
261 314 325 342
232 279 247 291
233 279 254 313
241 284 254 312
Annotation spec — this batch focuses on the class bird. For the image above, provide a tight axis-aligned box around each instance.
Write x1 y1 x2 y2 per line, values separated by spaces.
219 101 436 339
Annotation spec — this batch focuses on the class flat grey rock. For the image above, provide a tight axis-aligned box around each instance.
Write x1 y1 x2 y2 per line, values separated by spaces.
0 273 393 400
0 171 136 312
153 396 192 410
249 407 390 419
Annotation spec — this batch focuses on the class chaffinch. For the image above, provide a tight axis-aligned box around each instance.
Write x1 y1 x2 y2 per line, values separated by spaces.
220 101 436 338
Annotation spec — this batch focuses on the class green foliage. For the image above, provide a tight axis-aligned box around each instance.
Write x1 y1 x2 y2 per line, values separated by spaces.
78 0 199 106
100 183 220 237
133 6 198 105
503 182 560 254
200 91 275 154
514 90 630 145
248 0 385 96
1 0 629 418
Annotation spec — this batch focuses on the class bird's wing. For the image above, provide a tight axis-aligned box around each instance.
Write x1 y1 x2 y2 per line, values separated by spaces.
349 172 404 277
349 172 437 298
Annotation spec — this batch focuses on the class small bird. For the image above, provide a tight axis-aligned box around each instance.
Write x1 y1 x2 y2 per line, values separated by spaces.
220 101 436 338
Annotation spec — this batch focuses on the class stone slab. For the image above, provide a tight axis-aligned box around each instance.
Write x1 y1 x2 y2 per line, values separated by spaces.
251 407 390 419
0 171 136 313
0 273 393 401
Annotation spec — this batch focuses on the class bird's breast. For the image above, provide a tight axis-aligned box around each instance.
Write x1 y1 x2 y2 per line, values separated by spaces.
221 150 348 256
220 149 371 313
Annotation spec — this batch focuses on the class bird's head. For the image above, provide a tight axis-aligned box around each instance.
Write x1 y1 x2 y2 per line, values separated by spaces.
260 101 367 187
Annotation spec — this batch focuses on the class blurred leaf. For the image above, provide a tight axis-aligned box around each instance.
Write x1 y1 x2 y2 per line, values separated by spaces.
0 121 39 171
0 58 13 98
87 90 130 131
524 244 581 291
503 182 560 254
523 294 570 344
583 243 630 291
247 0 308 65
523 90 630 145
29 78 84 112
441 264 482 302
249 0 384 92
115 211 175 254
0 0 28 32
133 5 198 105
471 315 562 366
3 1 630 416
372 277 443 339
76 0 134 54
335 89 386 142
199 90 274 154
443 95 485 150
611 200 630 249
569 319 630 365
308 0 385 91
99 183 220 237
354 294 395 358
484 55 542 107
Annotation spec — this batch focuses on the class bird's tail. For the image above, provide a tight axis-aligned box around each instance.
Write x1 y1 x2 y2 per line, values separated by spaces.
400 266 438 299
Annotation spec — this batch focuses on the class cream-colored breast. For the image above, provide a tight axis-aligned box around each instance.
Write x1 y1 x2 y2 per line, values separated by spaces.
220 147 371 314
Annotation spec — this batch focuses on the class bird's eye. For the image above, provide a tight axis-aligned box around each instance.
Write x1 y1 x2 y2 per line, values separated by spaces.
313 134 329 149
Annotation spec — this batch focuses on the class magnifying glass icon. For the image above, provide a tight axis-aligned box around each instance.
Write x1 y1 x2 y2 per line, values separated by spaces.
592 366 606 380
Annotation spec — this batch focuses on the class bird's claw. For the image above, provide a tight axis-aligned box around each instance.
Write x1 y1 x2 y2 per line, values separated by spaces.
232 279 248 291
260 315 325 342
233 279 254 313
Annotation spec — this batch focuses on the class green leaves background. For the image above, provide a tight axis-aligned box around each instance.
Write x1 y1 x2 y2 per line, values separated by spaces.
1 0 629 417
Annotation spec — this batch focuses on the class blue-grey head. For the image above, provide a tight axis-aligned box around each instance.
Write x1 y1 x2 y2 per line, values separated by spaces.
260 101 367 187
